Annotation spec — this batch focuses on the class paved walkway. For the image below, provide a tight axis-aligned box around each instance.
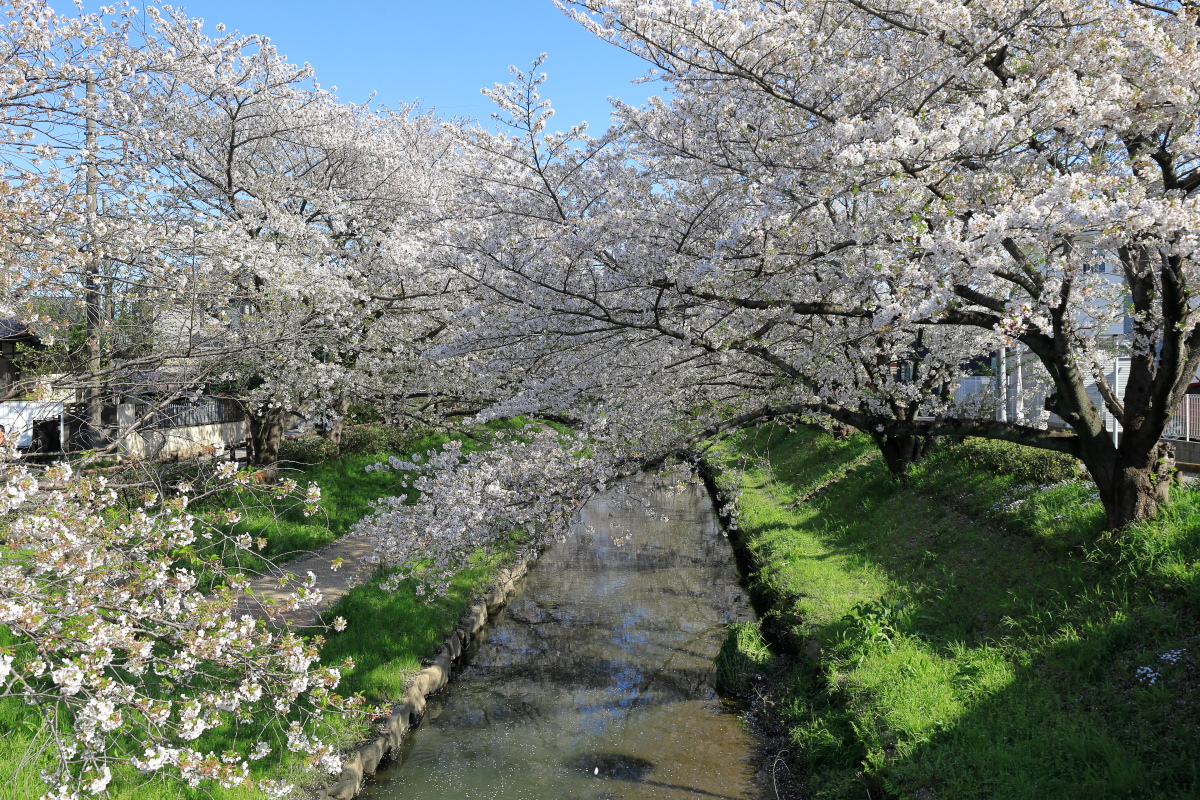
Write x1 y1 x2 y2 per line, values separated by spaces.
237 534 380 627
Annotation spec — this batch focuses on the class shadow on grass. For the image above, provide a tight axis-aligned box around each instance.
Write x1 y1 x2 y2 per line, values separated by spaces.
712 425 1200 799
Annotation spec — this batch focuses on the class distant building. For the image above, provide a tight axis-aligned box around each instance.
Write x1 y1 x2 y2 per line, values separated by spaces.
0 317 45 399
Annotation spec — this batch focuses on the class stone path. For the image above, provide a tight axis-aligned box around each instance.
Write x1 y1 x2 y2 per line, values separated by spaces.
237 534 380 627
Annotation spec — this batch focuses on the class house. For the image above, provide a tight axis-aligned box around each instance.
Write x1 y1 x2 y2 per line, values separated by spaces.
944 246 1200 463
0 317 42 399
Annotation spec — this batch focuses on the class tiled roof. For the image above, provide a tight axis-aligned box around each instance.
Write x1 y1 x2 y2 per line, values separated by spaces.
0 318 31 340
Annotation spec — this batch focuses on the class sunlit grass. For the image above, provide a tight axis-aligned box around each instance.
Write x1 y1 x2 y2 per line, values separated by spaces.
199 420 530 573
312 538 523 705
710 425 1200 799
0 419 537 799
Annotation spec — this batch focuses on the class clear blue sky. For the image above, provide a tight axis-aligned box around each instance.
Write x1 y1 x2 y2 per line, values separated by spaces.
162 0 660 131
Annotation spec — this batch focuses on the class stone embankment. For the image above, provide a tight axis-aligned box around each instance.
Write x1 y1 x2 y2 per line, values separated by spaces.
314 549 539 800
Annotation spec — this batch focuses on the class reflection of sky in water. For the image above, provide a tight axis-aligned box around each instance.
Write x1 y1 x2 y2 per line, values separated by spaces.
360 479 763 800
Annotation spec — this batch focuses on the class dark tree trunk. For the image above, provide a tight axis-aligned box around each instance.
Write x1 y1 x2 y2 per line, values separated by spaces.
319 398 350 453
249 406 284 480
872 432 936 479
1086 440 1175 531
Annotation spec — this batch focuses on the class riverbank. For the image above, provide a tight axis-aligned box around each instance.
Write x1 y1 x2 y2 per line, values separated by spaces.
0 422 533 800
706 424 1200 799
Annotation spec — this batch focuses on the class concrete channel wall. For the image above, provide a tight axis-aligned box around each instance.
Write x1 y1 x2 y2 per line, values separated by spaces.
119 420 248 460
315 549 540 800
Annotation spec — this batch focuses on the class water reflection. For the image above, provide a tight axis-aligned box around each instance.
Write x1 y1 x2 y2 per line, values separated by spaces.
361 477 764 800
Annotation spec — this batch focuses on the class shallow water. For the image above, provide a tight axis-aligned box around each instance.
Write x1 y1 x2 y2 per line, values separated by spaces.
360 477 763 800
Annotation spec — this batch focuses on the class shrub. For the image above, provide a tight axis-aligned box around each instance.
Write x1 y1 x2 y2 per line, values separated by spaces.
340 424 426 457
279 435 339 465
948 437 1079 485
346 403 382 425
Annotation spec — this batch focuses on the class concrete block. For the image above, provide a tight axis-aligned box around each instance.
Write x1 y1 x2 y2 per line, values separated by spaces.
418 664 445 694
324 778 358 800
360 737 386 775
484 588 504 612
430 655 451 688
468 603 487 635
387 705 412 735
405 687 427 718
336 751 363 787
409 671 432 697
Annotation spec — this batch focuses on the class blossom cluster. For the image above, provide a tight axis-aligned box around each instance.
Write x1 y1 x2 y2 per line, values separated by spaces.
0 456 358 797
355 424 627 597
419 0 1200 525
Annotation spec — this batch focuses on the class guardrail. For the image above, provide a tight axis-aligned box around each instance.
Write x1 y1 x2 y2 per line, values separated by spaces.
121 400 240 431
1162 395 1200 442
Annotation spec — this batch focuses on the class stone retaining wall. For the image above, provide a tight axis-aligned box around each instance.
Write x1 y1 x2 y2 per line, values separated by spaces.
314 548 540 800
119 419 248 460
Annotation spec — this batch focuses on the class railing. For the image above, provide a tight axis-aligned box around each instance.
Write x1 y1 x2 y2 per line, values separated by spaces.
939 377 1200 444
144 400 237 430
951 375 993 404
1162 395 1200 442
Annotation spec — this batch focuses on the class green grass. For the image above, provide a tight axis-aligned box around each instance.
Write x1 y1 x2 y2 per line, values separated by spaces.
203 421 528 572
715 620 773 694
709 425 1200 799
311 539 522 705
0 420 538 799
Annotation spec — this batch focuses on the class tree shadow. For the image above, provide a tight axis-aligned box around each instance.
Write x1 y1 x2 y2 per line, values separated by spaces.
720 426 1200 798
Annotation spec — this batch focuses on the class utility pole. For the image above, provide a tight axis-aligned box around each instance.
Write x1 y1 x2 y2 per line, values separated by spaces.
997 347 1008 423
1014 348 1023 422
84 78 103 450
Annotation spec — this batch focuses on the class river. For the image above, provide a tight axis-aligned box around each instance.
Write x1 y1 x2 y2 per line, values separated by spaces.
359 476 765 800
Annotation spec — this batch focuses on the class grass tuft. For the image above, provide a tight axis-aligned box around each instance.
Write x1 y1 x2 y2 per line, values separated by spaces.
715 620 772 694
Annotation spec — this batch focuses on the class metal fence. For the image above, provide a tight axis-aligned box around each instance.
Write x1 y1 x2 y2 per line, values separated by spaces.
144 400 237 430
1162 395 1200 442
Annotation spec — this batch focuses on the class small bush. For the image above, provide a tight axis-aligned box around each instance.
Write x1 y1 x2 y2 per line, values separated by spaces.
835 599 912 652
279 435 339 465
340 424 426 456
949 437 1079 485
346 403 382 425
715 620 772 693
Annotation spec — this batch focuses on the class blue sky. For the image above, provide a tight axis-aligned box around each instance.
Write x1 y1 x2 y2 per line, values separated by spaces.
161 0 660 131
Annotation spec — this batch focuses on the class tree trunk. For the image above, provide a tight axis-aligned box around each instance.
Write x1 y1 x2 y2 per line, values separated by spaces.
319 398 350 453
1090 440 1175 530
249 406 284 480
872 432 936 479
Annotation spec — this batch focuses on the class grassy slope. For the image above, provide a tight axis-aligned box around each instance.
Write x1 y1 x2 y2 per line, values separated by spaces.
710 425 1200 800
0 422 529 800
311 537 520 704
211 424 522 572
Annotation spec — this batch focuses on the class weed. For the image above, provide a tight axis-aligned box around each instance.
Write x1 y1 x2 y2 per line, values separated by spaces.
715 620 772 693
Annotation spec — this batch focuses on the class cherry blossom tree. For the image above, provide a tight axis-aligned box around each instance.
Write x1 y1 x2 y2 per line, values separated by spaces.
0 1 464 468
355 425 623 596
118 15 459 466
430 59 996 482
0 452 353 798
0 0 155 357
0 4 452 795
544 0 1200 527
